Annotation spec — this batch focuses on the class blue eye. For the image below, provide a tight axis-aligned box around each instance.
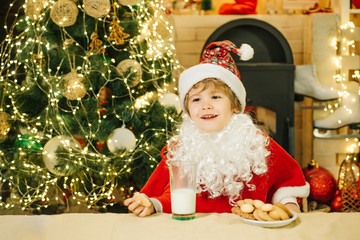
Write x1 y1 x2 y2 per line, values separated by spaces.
192 98 200 102
212 95 221 99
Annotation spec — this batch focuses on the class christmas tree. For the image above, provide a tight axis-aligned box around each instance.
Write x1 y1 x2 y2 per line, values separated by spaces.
0 0 181 214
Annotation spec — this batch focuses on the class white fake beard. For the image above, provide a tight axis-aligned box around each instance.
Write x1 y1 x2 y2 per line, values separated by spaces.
167 113 269 206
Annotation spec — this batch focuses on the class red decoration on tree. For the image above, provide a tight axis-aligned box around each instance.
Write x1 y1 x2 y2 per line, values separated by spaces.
98 86 113 106
302 160 337 203
96 140 106 151
98 86 112 116
73 135 86 148
62 188 72 203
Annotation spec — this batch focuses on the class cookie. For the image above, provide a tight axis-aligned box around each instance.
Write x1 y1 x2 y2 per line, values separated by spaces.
275 202 293 218
240 203 255 213
132 192 152 208
253 199 265 209
232 207 255 220
261 203 274 212
244 198 254 205
231 206 241 215
268 208 282 220
239 211 256 220
253 209 263 221
256 208 276 221
237 200 245 207
232 199 294 222
271 205 289 220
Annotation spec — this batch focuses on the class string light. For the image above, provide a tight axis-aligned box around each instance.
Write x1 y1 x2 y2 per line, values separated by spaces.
0 0 181 212
328 21 359 174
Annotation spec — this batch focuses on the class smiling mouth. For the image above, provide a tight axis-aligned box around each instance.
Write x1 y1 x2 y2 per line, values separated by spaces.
201 114 218 119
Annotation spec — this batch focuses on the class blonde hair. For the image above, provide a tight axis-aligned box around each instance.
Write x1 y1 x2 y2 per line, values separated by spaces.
184 78 242 113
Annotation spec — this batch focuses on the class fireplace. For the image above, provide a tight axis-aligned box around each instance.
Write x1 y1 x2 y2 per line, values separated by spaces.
203 18 295 156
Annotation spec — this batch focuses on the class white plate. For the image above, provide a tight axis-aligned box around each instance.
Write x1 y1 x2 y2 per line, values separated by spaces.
239 211 297 228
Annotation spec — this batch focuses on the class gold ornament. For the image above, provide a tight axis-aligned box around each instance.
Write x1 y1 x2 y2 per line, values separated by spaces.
116 59 142 87
0 112 11 143
83 0 111 18
108 17 130 45
63 38 75 48
24 0 49 20
337 155 360 212
32 53 46 68
63 70 87 100
88 32 105 55
50 0 78 27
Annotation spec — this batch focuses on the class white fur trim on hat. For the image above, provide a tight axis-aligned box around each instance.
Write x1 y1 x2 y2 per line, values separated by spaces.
272 182 310 204
179 63 246 114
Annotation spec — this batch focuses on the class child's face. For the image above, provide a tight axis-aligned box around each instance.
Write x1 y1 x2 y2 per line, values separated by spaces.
187 85 234 132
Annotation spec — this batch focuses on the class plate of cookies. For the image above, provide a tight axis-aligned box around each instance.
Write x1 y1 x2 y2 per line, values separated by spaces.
231 199 297 228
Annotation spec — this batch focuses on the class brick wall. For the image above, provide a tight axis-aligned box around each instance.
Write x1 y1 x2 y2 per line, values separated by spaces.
171 14 310 69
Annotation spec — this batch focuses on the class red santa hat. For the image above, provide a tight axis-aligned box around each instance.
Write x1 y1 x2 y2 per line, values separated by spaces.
178 40 254 114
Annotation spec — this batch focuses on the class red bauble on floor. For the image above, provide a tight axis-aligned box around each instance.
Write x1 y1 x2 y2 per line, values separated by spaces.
303 160 337 203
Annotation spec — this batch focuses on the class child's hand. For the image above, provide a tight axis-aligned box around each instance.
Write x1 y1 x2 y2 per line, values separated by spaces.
124 194 155 217
284 202 301 213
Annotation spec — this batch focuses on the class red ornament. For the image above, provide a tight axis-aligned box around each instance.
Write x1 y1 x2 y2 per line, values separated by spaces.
62 188 72 203
99 107 107 115
165 8 172 15
73 136 86 148
331 196 342 212
353 0 360 9
98 86 112 106
96 140 106 151
358 162 360 191
302 160 337 203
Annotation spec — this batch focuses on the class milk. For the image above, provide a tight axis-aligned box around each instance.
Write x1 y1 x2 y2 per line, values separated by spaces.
171 188 196 214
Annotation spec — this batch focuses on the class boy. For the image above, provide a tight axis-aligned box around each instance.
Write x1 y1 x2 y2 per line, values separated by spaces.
124 40 309 217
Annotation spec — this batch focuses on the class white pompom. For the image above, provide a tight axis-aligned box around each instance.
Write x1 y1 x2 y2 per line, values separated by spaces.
238 44 254 61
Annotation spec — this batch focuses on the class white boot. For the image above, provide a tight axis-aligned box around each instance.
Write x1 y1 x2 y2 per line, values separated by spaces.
294 64 339 101
314 82 360 129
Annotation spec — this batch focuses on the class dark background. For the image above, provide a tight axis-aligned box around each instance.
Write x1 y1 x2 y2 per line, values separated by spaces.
0 0 22 43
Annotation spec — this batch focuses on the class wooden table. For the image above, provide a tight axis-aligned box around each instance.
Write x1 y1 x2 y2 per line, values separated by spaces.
0 212 359 240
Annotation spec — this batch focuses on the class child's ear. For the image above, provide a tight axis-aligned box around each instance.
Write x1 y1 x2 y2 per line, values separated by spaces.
233 107 241 114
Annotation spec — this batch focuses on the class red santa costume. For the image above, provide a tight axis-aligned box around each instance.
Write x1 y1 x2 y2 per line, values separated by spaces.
140 40 309 213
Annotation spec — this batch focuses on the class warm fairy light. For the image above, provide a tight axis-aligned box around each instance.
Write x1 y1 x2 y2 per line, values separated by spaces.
352 70 360 80
325 21 360 123
0 0 180 212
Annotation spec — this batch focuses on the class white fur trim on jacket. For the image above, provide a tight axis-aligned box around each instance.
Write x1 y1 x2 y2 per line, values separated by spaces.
272 182 310 204
178 63 246 114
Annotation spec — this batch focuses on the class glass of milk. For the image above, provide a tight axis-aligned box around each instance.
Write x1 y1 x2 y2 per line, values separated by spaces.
169 160 197 220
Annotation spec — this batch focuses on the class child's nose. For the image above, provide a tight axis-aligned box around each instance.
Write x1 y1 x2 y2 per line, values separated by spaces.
202 101 213 110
